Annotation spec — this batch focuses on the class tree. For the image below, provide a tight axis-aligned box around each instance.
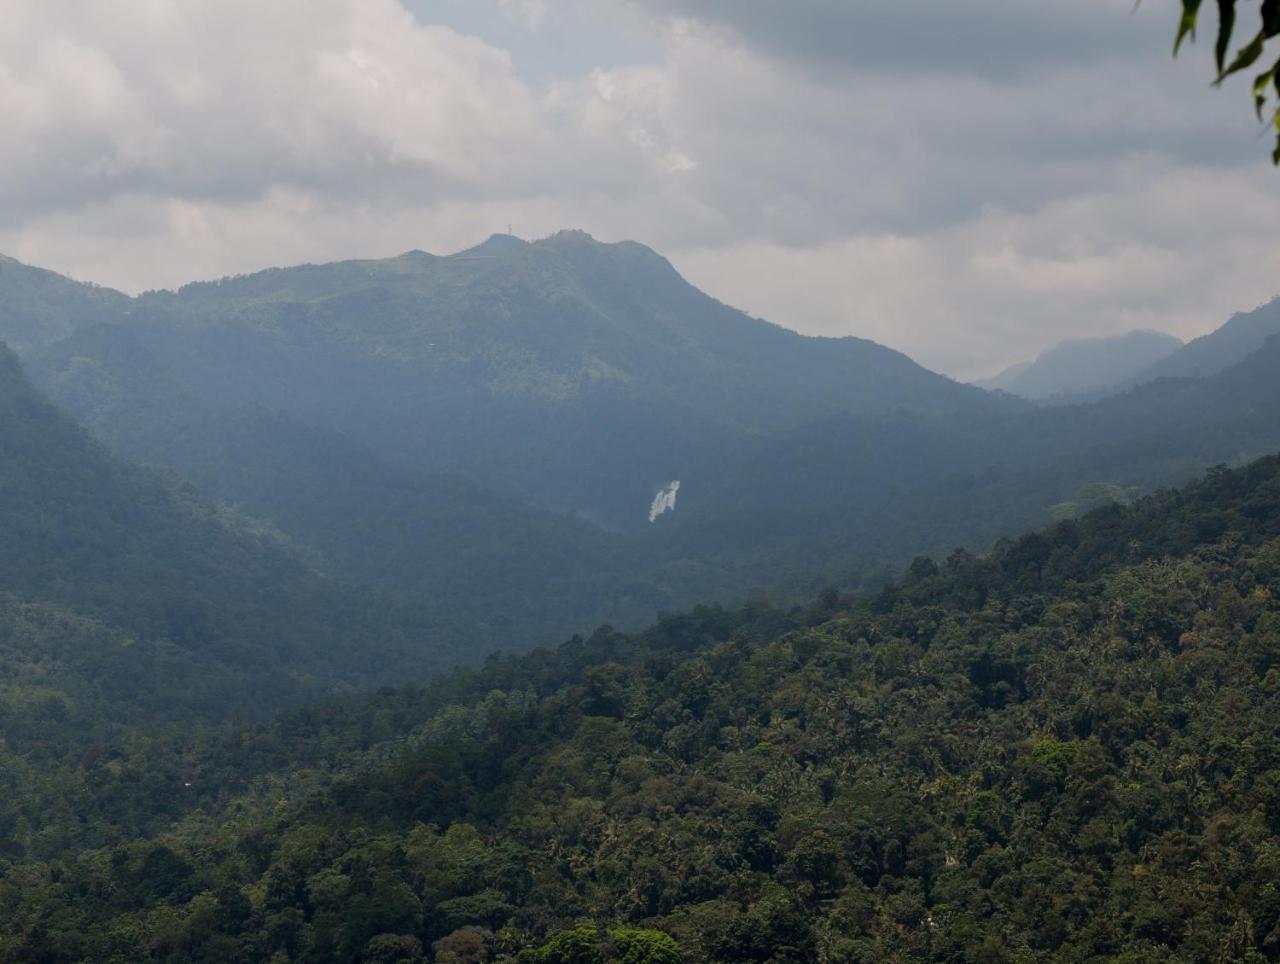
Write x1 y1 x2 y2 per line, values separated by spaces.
1172 0 1280 161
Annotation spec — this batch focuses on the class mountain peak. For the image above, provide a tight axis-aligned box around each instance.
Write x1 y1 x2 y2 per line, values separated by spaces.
546 228 596 243
452 234 529 259
978 329 1183 400
1135 295 1280 384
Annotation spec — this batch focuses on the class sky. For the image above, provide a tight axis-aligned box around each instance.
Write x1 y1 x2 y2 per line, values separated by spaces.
1 1 1278 378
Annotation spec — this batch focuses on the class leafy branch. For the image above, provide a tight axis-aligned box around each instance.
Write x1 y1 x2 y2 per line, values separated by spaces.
1174 0 1280 162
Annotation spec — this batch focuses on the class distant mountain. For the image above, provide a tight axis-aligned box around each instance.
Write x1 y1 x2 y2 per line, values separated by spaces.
976 329 1182 400
660 333 1280 596
6 232 1012 529
5 238 1280 686
1132 295 1280 384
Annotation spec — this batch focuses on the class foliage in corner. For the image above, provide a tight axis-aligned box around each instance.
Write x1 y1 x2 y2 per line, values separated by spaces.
1174 0 1280 162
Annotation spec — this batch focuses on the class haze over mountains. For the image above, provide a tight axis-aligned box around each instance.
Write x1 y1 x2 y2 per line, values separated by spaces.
3 231 1280 688
977 329 1183 400
1136 296 1280 383
977 297 1280 403
18 231 1001 528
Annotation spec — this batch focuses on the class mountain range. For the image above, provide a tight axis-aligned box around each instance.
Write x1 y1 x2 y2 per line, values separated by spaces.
976 329 1183 400
976 296 1280 403
18 232 1001 529
2 232 1279 708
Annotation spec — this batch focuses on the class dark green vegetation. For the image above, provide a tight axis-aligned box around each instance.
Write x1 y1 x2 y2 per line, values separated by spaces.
976 330 1182 401
4 453 1280 961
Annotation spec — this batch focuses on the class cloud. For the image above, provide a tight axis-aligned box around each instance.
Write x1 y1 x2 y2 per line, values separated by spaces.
497 0 551 31
621 0 1178 78
1 0 1277 379
668 164 1280 378
0 0 666 222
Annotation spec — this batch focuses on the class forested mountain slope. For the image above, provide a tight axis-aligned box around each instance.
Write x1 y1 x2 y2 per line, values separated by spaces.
6 242 1280 673
23 323 667 635
0 237 1030 667
0 343 539 727
1133 295 1280 384
0 256 129 355
4 454 1280 961
12 233 1004 529
655 332 1280 600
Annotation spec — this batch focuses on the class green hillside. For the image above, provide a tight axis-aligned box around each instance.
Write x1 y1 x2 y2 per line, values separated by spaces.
3 454 1280 961
0 256 128 356
0 343 547 729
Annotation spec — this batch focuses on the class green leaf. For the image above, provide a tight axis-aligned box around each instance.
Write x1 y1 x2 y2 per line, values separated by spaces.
1216 0 1237 72
1264 0 1280 37
1253 67 1276 118
1217 29 1266 82
1176 0 1204 55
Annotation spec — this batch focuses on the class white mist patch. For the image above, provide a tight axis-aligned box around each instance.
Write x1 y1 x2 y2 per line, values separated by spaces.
648 481 680 523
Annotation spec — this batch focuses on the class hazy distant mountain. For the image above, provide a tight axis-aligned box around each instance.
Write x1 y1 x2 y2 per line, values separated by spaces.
976 329 1182 400
9 231 1010 529
5 236 1280 681
1130 296 1280 384
0 235 1030 671
660 332 1280 596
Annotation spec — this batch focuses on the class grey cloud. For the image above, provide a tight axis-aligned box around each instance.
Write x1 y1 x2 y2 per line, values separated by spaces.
626 0 1171 79
578 33 1259 256
2 0 1276 381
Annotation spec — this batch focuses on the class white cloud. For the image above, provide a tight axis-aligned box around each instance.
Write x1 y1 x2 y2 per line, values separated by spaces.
0 0 661 218
668 165 1280 378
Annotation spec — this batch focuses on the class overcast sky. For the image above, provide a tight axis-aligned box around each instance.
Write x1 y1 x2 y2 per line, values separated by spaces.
2 0 1278 377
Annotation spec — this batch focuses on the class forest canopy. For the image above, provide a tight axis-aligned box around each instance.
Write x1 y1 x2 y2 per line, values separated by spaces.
3 454 1280 961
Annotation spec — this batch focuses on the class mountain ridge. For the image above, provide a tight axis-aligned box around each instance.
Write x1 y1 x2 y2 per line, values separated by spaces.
977 328 1183 400
9 233 1010 533
1131 295 1280 385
